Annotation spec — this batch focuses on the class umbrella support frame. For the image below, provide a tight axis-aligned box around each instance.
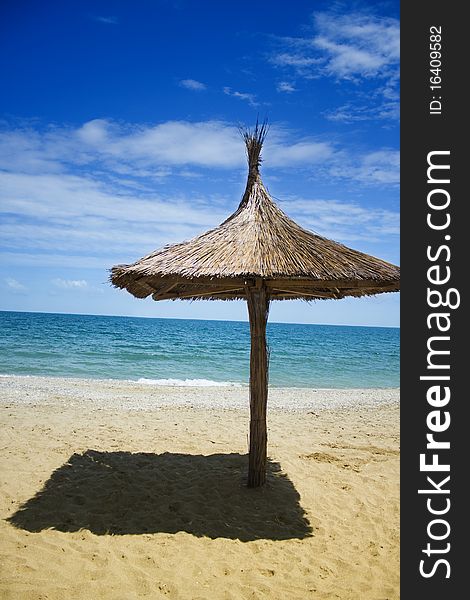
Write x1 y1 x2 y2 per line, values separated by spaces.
246 282 270 488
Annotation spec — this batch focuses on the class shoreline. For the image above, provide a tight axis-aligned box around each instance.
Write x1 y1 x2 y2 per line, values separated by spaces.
0 374 399 412
0 371 400 390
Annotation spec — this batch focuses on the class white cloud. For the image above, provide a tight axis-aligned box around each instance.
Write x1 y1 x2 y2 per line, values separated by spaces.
0 119 397 271
5 277 27 292
0 120 341 272
272 53 321 70
0 121 241 172
52 278 88 289
307 12 399 80
0 120 338 174
49 278 105 295
267 138 334 166
179 79 207 91
280 197 399 242
277 81 297 93
223 87 258 107
76 119 244 168
329 150 399 185
270 11 400 120
0 129 65 174
325 101 399 123
0 169 228 262
77 119 109 145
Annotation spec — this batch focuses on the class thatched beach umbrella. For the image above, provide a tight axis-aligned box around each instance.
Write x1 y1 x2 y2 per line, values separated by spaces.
111 123 400 487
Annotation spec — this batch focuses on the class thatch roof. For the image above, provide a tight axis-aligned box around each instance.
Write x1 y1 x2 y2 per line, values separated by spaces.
111 123 399 301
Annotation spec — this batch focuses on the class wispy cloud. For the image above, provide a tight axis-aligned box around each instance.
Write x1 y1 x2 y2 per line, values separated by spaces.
270 11 399 121
0 119 397 270
280 197 399 242
0 119 400 187
276 81 297 93
271 52 322 73
50 278 105 295
2 252 118 270
0 119 337 173
179 79 207 91
329 150 399 185
312 12 399 80
4 277 28 292
272 12 399 80
266 130 334 166
52 278 88 289
324 100 399 123
223 87 258 107
0 170 227 261
92 16 118 25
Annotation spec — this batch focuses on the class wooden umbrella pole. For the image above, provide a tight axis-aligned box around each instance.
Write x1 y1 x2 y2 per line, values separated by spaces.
246 281 270 487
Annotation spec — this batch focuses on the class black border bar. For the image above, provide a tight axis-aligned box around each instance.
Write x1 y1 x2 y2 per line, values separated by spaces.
401 3 465 597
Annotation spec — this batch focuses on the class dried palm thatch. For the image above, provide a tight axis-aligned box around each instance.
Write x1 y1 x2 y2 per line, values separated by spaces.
111 122 400 487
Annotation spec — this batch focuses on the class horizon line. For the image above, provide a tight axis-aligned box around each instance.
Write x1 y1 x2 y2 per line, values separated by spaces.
0 309 400 329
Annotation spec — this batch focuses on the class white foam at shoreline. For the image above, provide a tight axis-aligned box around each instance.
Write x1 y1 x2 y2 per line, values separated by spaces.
0 374 399 412
135 377 242 387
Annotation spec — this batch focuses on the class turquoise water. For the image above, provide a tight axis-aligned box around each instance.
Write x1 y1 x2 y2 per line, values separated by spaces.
0 311 399 388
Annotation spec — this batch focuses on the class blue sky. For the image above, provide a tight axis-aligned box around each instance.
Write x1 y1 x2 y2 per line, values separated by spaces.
0 0 400 326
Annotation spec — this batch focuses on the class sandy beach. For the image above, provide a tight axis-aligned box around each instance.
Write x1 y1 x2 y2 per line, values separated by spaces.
0 376 399 599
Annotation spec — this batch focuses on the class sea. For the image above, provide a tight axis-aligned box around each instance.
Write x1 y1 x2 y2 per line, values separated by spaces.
0 311 399 389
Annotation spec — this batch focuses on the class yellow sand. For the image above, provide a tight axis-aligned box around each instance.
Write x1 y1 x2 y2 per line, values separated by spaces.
0 377 399 599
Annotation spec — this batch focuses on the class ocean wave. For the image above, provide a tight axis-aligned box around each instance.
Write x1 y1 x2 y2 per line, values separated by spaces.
135 377 242 387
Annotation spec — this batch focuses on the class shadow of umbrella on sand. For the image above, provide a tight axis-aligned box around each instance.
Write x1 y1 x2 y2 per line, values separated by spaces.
110 122 400 487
